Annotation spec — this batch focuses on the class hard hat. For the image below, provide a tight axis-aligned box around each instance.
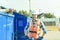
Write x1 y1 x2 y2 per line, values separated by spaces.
31 10 41 14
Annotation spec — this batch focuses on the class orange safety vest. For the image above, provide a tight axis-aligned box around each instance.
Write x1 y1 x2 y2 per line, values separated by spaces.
29 20 40 38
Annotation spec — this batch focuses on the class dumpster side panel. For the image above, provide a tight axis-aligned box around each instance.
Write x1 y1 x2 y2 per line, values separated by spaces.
13 12 27 40
0 12 14 40
7 16 14 40
2 15 7 40
0 15 3 40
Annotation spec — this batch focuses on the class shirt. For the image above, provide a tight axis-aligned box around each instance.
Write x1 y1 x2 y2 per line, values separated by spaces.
24 18 47 35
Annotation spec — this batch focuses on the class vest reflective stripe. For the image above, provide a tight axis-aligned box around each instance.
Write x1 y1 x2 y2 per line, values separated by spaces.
29 20 40 38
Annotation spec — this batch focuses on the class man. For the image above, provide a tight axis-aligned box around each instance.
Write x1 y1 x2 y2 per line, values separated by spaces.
24 10 47 40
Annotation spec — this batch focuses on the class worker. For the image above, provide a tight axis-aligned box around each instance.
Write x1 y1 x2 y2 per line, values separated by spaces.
24 10 47 40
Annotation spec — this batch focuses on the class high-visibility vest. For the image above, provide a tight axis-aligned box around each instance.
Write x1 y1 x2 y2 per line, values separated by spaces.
28 20 40 38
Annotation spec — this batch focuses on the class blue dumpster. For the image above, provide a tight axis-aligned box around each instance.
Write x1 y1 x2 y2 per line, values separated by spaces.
13 12 27 40
0 11 14 40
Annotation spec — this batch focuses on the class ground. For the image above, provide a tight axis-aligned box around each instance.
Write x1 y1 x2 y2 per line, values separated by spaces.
44 31 60 40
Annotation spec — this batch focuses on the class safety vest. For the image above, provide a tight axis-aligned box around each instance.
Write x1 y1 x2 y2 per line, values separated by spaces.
28 20 40 39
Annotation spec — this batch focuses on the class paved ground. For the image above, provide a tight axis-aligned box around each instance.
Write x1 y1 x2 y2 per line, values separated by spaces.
44 31 60 40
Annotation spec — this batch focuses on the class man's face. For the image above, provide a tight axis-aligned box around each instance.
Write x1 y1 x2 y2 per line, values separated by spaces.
32 14 37 20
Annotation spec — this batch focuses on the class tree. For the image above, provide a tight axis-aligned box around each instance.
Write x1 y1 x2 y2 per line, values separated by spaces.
44 13 56 18
59 18 60 23
18 10 30 17
37 13 43 18
13 9 17 12
38 13 56 18
0 6 6 9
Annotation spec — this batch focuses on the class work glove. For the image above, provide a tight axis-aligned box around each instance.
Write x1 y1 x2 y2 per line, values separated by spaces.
39 36 43 40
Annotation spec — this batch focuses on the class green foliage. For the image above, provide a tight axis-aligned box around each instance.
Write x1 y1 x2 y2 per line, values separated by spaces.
38 13 56 18
59 18 60 23
37 13 43 18
44 13 56 18
18 10 56 18
0 6 6 9
13 10 17 12
18 10 30 17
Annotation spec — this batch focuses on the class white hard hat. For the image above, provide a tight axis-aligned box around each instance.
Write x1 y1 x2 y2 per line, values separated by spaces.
31 10 41 14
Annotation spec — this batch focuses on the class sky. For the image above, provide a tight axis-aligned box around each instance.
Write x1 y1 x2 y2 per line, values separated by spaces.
0 0 60 17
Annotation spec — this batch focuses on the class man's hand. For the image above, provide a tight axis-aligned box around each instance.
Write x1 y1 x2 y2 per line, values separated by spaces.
24 30 27 36
42 34 46 38
24 30 29 37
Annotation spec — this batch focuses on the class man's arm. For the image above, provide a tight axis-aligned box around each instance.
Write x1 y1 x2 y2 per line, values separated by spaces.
40 21 47 37
24 22 29 36
24 17 31 31
24 22 29 31
24 17 31 36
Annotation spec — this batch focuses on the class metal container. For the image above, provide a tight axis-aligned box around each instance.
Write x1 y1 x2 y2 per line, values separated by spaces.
13 12 27 40
0 11 14 40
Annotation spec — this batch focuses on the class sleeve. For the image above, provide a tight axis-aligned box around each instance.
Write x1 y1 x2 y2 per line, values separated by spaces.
40 21 47 34
24 22 29 30
24 17 31 31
